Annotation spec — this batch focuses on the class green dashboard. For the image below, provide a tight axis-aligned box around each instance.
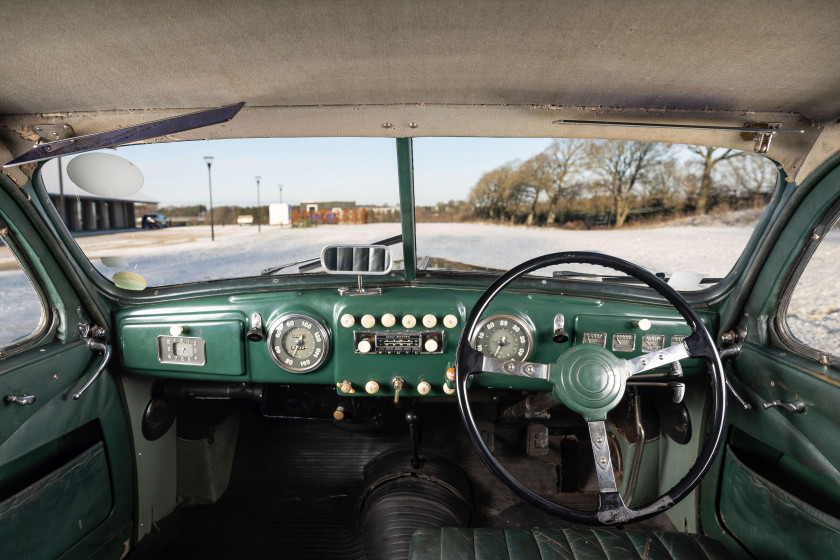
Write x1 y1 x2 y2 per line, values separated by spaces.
116 285 713 398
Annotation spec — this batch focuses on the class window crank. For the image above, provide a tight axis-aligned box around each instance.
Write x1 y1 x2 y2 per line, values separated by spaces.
762 399 805 414
5 394 36 406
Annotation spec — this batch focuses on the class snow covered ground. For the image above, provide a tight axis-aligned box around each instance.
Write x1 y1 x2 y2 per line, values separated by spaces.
1 221 835 356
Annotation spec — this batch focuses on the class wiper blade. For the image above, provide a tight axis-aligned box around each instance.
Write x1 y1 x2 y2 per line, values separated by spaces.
4 102 245 167
260 234 402 276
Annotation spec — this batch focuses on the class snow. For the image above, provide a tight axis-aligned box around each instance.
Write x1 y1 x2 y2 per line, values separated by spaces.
0 221 835 357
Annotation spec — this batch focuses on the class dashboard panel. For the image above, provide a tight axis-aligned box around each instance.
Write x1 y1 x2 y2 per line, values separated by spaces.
116 285 713 397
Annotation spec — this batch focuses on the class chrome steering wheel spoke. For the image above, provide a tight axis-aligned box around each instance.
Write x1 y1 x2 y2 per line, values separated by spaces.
479 354 550 380
587 421 618 493
625 341 690 376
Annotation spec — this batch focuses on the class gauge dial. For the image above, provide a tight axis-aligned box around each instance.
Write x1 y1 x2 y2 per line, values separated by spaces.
267 313 330 373
471 314 533 361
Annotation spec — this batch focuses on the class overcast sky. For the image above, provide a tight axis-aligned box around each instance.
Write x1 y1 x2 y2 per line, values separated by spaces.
103 137 556 207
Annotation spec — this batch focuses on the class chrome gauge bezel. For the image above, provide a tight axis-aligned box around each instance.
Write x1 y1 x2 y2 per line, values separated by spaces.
470 313 534 361
266 313 330 374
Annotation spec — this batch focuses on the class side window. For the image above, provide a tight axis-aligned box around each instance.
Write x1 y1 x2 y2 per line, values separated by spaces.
785 215 840 358
0 238 47 351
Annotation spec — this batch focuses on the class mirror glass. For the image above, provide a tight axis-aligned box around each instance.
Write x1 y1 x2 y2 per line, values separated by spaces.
321 245 393 275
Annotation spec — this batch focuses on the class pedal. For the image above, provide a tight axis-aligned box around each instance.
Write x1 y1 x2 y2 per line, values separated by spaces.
527 422 550 456
476 420 495 452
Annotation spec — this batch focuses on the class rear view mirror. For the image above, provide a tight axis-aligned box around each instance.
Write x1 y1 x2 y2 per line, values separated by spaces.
66 152 144 197
321 245 393 275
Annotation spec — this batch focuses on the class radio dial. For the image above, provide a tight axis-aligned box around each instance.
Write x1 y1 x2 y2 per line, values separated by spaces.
424 338 439 353
357 339 372 353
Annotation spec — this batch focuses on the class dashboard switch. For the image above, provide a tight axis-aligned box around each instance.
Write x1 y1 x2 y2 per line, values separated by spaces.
169 325 185 336
443 314 458 328
333 406 345 420
552 313 569 343
402 314 417 328
417 381 431 395
365 380 380 394
361 314 376 328
339 380 355 394
381 313 396 327
422 314 437 328
340 314 355 328
247 312 264 342
392 376 405 404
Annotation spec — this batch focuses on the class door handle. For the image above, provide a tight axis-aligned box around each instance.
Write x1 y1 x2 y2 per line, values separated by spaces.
5 394 36 406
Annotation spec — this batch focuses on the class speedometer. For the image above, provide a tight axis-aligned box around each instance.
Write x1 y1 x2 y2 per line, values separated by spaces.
266 313 330 373
471 314 533 361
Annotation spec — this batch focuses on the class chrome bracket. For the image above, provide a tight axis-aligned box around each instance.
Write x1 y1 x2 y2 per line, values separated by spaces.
33 124 76 143
741 123 782 154
338 275 382 296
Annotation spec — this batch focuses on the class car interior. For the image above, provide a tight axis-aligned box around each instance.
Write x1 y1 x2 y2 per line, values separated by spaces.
1 2 840 559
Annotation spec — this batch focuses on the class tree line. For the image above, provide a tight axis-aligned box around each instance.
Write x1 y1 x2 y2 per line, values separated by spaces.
467 140 776 228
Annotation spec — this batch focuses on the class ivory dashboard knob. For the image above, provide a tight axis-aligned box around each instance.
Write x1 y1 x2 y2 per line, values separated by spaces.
357 339 372 353
365 380 380 394
361 314 376 328
417 381 432 395
340 314 355 328
381 313 396 327
169 325 185 336
402 314 417 328
424 338 439 353
634 319 652 331
443 314 458 328
422 314 437 328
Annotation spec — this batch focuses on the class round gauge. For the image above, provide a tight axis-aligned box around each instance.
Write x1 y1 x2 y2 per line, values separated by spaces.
470 314 533 361
266 313 330 373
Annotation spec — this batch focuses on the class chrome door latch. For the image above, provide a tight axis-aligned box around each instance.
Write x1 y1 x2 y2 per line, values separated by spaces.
5 394 36 406
73 311 112 400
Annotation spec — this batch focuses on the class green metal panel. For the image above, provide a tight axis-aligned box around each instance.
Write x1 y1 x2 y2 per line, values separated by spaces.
119 314 247 377
397 137 417 282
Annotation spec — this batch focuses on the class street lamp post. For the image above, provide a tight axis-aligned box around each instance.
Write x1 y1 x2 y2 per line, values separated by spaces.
204 156 215 241
255 176 262 232
278 184 283 204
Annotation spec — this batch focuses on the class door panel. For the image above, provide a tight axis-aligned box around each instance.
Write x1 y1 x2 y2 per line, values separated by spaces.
0 179 133 559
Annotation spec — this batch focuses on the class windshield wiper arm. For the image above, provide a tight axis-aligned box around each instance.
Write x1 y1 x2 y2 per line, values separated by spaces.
260 234 402 276
552 270 722 285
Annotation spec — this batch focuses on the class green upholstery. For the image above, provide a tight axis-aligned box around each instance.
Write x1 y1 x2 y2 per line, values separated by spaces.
409 527 738 560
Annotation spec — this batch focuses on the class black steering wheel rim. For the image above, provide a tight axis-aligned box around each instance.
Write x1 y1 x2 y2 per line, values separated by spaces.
455 251 727 526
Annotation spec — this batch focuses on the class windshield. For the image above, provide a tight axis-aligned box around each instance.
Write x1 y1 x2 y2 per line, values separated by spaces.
38 137 776 290
414 138 777 288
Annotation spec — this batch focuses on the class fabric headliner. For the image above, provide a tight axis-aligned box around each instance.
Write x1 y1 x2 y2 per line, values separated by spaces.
0 0 838 122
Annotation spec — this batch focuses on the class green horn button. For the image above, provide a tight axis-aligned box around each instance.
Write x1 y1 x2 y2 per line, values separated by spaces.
549 345 628 422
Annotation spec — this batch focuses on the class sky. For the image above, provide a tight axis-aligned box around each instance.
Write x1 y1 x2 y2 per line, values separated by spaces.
104 137 557 208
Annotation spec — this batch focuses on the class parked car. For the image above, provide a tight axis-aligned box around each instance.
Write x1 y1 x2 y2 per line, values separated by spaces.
140 212 168 229
1 2 839 560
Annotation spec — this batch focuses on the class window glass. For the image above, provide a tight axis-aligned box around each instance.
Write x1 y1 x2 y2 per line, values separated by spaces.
786 216 840 357
413 139 778 290
0 239 46 348
39 138 402 287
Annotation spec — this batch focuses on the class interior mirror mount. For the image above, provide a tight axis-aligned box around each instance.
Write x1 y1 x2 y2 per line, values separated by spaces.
321 244 393 296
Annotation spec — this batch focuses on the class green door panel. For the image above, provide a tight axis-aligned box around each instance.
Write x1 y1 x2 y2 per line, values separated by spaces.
720 447 840 559
0 442 112 560
0 341 134 560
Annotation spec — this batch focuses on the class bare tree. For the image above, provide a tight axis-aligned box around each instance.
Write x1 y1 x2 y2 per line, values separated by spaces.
468 164 527 221
588 140 669 228
724 153 778 205
686 146 744 214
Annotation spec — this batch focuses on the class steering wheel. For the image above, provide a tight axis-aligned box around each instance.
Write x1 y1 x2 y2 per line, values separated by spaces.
455 252 727 526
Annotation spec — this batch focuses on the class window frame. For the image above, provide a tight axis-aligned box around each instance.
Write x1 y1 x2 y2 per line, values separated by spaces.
0 213 51 358
776 196 840 364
